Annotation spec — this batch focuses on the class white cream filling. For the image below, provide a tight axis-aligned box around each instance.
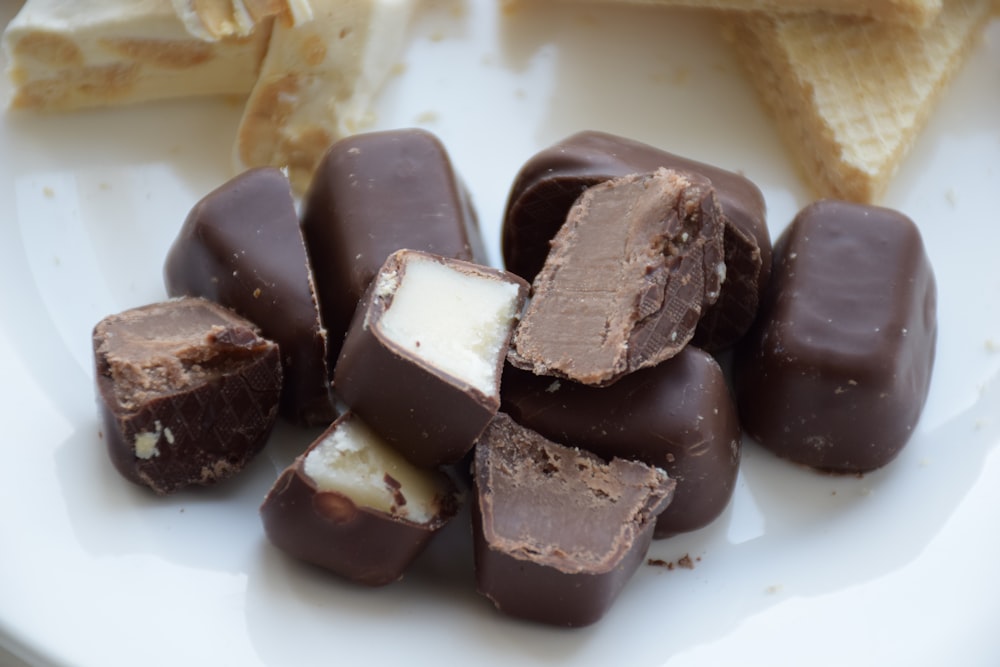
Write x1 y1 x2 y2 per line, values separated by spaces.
302 416 443 523
378 256 522 397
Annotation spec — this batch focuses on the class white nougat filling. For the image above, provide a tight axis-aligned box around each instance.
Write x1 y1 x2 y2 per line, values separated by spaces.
303 416 443 524
378 257 522 397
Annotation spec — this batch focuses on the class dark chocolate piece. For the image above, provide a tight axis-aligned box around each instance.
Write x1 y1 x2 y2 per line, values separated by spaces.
260 411 459 586
93 297 282 494
471 413 675 627
163 167 335 426
502 130 771 350
508 168 725 386
501 345 740 538
734 200 937 472
301 128 486 368
334 250 528 468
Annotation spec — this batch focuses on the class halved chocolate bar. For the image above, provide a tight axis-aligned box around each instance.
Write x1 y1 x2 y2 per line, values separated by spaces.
260 411 459 586
93 297 282 494
471 413 675 627
334 250 528 468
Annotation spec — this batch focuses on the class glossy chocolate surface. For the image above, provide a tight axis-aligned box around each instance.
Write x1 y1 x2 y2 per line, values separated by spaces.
502 130 771 350
501 345 741 538
508 168 724 385
333 250 528 468
260 413 459 586
93 297 282 494
471 413 674 627
734 200 937 472
301 128 486 367
164 167 335 426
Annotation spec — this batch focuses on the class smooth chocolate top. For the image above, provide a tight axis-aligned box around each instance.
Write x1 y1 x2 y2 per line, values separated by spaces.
502 130 771 350
164 167 334 426
734 200 937 472
301 128 486 368
508 168 724 385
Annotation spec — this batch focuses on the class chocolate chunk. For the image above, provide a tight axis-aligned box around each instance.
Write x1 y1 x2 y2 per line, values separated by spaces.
502 130 771 350
301 128 486 368
508 168 725 386
334 250 528 468
260 411 459 586
501 345 741 538
471 413 675 627
164 167 334 426
93 297 282 494
733 200 937 472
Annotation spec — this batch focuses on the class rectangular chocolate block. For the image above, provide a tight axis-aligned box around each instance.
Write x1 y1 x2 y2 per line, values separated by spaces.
301 128 486 368
734 200 937 472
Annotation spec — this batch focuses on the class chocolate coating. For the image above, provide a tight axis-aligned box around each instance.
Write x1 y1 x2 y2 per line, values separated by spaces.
471 413 674 627
508 168 725 385
333 250 529 468
301 128 486 368
93 297 282 494
502 130 771 350
164 167 335 426
734 200 937 472
501 345 741 538
260 413 459 586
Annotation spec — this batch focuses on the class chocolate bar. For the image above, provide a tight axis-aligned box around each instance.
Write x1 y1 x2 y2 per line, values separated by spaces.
501 345 741 538
164 167 335 426
508 168 725 386
502 130 771 350
93 297 282 494
301 128 486 368
260 411 459 586
734 200 937 472
334 250 528 468
471 413 675 627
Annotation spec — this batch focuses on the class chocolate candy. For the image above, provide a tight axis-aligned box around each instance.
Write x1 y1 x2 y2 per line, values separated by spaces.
164 167 335 426
502 130 771 350
734 200 937 472
501 345 741 538
93 297 282 494
471 413 675 627
334 250 528 468
301 128 486 368
508 168 725 386
260 411 459 586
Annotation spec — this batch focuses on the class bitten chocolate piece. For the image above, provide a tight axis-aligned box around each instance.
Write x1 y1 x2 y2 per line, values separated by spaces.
734 200 937 472
93 297 282 494
260 411 459 586
501 345 740 538
508 168 725 386
334 250 528 468
472 413 675 627
301 128 486 368
164 167 335 426
502 130 771 351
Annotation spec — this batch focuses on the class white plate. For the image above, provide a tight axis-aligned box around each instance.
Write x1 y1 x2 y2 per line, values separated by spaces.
2 2 999 666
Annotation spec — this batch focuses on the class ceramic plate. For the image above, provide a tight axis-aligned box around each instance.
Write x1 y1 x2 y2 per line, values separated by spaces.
2 2 999 666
